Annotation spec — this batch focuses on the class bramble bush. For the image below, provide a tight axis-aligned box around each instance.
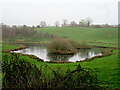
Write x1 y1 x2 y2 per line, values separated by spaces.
2 53 101 89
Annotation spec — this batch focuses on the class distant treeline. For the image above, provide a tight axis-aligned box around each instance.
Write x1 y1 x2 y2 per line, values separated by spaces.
62 23 117 28
36 18 117 28
2 24 58 41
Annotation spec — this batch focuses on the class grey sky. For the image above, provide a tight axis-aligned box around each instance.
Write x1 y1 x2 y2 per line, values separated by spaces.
0 0 119 26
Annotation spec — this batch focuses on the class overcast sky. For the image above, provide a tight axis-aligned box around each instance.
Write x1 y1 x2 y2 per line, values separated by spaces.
0 0 119 26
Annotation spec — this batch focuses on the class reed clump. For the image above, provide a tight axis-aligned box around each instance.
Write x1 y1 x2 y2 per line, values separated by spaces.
47 38 80 55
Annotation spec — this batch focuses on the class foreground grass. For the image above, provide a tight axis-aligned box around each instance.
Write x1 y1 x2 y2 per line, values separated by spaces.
2 44 119 88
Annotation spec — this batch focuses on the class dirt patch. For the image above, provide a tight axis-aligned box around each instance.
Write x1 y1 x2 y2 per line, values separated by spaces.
45 61 72 63
48 50 76 55
89 41 118 45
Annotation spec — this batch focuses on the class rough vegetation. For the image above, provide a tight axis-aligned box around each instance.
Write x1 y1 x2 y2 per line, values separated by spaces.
47 38 80 54
2 54 102 89
2 24 58 41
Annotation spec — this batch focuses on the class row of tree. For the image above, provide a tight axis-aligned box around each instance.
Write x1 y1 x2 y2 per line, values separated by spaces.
37 17 92 28
62 17 92 27
37 17 117 28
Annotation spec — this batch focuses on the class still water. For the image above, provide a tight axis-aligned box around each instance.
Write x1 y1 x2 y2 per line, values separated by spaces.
13 45 102 62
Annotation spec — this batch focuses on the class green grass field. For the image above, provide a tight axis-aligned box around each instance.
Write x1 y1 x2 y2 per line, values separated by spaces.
36 27 118 43
2 27 119 88
3 27 118 47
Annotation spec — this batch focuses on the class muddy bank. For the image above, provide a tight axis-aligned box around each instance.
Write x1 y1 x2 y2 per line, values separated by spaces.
89 41 118 45
76 49 113 62
2 42 47 46
89 45 120 50
48 50 76 55
47 49 113 63
10 53 44 62
45 61 72 63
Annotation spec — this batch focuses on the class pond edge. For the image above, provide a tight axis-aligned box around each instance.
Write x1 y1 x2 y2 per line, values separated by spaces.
2 43 116 63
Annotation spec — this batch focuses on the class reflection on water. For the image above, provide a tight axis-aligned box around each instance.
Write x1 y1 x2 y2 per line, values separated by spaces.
47 54 73 62
13 46 102 62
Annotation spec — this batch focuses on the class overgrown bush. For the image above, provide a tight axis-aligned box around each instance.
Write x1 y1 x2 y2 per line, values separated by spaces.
66 38 80 48
48 38 73 50
2 53 101 89
47 38 79 54
2 53 41 88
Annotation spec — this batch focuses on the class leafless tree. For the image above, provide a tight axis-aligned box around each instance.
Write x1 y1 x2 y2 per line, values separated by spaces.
79 19 86 27
48 24 51 27
63 19 68 27
40 21 47 27
70 21 76 27
54 21 60 27
85 17 92 27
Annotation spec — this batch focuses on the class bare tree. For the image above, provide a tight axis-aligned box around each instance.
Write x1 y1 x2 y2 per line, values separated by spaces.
48 24 51 27
36 25 40 28
85 17 92 27
70 21 76 27
40 21 47 27
79 19 86 27
63 19 68 27
54 21 60 27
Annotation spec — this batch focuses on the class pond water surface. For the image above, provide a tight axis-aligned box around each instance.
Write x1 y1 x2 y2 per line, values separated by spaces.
13 45 102 62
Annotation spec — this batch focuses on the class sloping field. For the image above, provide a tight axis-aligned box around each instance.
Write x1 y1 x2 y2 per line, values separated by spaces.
36 27 118 44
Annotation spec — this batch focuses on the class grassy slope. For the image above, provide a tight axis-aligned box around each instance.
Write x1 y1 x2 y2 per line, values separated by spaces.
3 27 118 47
2 44 119 88
36 27 118 44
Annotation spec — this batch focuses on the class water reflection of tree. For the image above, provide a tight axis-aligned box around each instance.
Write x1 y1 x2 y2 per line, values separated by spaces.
29 46 35 53
47 54 74 62
77 48 102 59
28 46 46 54
22 49 27 53
91 48 101 54
77 49 90 58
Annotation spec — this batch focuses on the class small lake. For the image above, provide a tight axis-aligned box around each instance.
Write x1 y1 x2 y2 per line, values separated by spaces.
13 45 102 62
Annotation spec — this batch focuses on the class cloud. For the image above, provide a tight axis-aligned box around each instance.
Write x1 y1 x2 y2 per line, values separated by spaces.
1 0 118 25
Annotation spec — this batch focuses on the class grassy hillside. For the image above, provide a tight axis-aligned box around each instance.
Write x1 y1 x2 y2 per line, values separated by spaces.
36 27 118 44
